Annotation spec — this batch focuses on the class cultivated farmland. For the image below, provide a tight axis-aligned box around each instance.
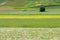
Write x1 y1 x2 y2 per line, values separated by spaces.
0 28 60 40
0 0 60 28
0 8 60 27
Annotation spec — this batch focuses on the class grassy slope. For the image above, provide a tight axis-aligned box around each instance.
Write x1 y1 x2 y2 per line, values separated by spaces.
1 0 60 8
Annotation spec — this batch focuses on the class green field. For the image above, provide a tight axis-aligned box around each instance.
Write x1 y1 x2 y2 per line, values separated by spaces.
0 19 60 28
0 0 60 28
0 8 60 28
0 8 60 14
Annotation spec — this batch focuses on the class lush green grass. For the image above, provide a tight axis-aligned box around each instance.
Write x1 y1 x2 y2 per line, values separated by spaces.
0 19 60 28
0 0 4 3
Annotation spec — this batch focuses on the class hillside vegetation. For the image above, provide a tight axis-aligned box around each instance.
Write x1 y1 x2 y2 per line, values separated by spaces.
0 0 60 8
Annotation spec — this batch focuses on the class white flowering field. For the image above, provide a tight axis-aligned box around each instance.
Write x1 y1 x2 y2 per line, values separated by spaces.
0 28 60 40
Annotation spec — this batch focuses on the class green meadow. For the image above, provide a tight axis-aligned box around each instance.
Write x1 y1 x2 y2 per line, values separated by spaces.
0 19 60 28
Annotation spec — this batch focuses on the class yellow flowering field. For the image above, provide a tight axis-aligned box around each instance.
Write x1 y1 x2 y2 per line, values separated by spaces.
0 15 60 19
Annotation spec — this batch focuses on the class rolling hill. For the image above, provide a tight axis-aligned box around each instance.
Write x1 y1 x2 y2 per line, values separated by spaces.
0 0 60 8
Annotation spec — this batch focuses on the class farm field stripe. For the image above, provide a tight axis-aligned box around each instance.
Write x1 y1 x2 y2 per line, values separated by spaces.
0 15 60 19
0 28 60 40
